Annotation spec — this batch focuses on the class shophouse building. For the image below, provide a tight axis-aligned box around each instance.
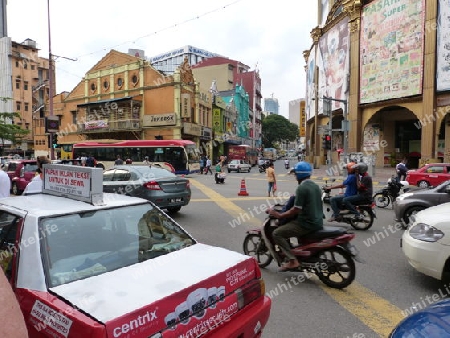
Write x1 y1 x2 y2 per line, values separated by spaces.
0 38 52 157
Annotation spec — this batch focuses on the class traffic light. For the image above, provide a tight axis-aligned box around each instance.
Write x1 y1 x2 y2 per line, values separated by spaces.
325 135 331 150
52 134 58 148
322 135 331 150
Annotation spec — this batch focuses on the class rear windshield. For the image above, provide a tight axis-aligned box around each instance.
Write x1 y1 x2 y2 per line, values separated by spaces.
40 203 195 287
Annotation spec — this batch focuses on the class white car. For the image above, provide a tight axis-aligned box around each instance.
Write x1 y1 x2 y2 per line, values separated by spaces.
401 202 450 281
227 159 251 173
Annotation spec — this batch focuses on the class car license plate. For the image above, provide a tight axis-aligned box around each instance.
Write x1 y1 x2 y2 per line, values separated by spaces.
170 198 182 203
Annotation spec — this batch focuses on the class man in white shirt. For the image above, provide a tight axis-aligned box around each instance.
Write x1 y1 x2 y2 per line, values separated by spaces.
23 156 51 195
0 164 10 198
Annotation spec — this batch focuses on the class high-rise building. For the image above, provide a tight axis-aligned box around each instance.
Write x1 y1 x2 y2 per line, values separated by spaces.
264 97 279 115
0 0 6 38
149 45 219 74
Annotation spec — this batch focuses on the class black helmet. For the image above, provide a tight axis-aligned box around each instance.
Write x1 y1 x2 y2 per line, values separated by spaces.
351 163 368 174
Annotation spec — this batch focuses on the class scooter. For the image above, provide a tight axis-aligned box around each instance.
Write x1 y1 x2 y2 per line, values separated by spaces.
214 172 226 184
322 179 376 231
258 163 267 173
284 161 290 170
373 175 410 209
243 204 362 289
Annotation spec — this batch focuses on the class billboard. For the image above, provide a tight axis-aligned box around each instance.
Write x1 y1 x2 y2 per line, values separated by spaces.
360 0 425 104
437 0 450 91
305 45 316 122
317 17 350 111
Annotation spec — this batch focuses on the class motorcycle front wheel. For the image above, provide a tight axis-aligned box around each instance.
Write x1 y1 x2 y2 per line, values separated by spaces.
373 193 390 208
350 209 374 230
314 247 356 289
243 234 273 268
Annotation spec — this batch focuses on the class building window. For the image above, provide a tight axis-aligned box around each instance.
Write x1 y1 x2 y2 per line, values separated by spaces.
31 65 35 70
23 61 27 69
90 83 97 92
117 78 123 88
103 80 109 90
71 111 77 125
131 74 138 85
25 103 29 111
16 102 21 111
15 81 20 89
24 82 28 90
15 61 19 67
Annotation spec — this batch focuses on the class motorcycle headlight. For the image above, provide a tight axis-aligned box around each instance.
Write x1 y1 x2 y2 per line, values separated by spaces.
396 193 414 201
409 223 444 242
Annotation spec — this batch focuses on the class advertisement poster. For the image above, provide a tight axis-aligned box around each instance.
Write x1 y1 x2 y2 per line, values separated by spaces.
360 0 425 104
437 0 450 91
305 45 316 122
363 125 381 152
213 108 221 131
318 17 350 111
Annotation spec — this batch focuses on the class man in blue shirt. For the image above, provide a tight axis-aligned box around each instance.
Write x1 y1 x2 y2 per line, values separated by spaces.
327 162 357 222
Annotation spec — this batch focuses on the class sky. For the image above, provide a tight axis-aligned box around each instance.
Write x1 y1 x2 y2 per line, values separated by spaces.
7 0 318 117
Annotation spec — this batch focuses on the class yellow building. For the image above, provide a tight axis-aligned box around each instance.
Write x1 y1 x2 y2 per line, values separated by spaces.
43 50 212 158
305 0 449 170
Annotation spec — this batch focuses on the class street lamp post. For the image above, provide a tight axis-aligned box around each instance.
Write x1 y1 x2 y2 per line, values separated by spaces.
47 0 55 160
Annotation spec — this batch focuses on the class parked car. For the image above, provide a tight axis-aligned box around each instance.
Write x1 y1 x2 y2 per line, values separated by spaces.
393 180 450 226
5 159 38 195
390 298 450 337
401 201 450 282
102 165 191 213
227 159 251 173
406 163 450 188
0 164 271 338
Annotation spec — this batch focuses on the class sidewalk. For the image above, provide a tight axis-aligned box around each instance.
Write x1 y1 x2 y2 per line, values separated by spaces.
311 165 396 185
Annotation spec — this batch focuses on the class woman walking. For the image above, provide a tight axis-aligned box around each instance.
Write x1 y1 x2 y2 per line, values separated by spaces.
266 162 277 197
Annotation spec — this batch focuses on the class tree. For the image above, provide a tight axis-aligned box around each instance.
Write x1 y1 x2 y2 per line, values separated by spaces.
0 98 30 154
261 114 299 148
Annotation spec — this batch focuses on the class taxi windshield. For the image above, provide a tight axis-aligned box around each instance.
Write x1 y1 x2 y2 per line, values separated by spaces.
40 203 195 287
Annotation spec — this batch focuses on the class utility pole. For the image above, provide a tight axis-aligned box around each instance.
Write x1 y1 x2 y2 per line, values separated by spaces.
47 0 54 160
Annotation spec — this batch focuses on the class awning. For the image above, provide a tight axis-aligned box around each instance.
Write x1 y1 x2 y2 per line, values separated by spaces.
409 152 421 157
77 96 140 107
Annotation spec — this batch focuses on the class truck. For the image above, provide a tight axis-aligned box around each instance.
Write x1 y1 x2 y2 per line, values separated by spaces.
227 145 258 166
263 148 278 161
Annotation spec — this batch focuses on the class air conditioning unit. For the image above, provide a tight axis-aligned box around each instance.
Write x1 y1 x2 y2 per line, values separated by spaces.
132 122 140 128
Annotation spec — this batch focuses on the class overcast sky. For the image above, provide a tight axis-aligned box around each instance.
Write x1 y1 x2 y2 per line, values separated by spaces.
7 0 318 117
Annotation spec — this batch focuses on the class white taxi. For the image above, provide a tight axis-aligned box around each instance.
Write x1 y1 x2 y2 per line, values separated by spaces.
0 164 271 337
401 202 450 281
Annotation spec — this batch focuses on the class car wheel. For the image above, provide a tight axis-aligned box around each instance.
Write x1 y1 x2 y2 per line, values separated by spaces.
11 182 22 195
248 168 251 172
418 180 430 188
166 206 181 213
403 206 426 225
228 170 231 173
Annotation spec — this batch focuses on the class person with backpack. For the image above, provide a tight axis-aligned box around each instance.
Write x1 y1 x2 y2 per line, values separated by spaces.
86 154 96 167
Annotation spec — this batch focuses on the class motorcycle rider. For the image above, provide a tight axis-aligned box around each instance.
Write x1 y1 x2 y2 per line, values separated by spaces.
284 158 290 170
268 162 323 271
342 163 373 220
327 162 357 222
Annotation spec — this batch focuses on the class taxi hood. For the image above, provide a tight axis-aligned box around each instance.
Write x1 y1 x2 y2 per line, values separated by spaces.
50 243 258 336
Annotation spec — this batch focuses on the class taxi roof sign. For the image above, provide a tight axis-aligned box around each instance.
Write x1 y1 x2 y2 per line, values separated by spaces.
42 164 104 205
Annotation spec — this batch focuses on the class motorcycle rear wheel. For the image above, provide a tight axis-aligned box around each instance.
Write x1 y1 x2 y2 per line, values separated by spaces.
350 209 374 230
373 193 390 208
315 247 356 289
243 234 273 268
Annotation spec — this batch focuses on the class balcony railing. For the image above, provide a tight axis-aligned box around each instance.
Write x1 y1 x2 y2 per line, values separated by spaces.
77 119 141 133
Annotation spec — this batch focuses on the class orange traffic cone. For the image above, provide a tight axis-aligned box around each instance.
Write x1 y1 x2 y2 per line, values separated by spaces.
238 178 249 196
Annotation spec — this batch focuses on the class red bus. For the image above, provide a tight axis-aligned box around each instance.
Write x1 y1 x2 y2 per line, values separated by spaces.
73 139 200 174
227 145 258 166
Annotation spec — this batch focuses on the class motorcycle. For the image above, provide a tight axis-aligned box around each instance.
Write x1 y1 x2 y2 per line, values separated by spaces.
284 161 290 170
259 162 270 173
373 175 410 208
322 179 376 231
243 204 361 289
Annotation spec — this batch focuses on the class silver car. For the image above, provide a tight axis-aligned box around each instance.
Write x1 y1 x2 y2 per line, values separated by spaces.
393 180 450 226
103 165 191 213
227 159 251 173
